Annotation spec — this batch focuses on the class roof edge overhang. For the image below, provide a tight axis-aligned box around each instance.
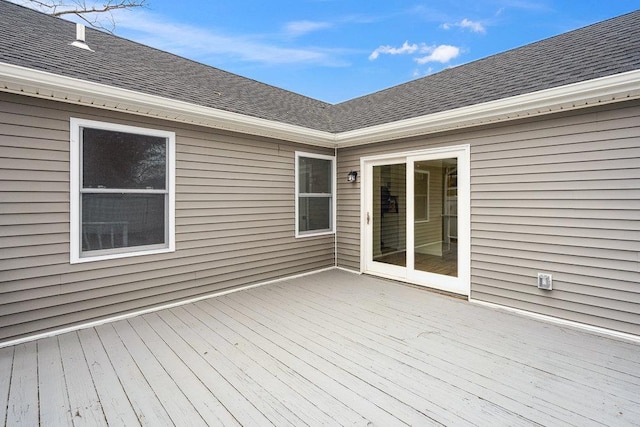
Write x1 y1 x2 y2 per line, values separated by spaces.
1 62 640 148
0 63 336 148
335 69 640 147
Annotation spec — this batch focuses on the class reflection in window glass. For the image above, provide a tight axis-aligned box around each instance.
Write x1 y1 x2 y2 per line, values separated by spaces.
414 170 429 221
81 194 165 250
298 197 331 232
298 157 332 194
82 128 166 189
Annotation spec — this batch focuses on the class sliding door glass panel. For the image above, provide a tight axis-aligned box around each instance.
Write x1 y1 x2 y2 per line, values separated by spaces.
373 163 406 267
413 159 458 277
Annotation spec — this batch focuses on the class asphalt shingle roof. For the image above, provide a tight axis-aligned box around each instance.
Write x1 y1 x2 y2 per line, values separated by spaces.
332 11 640 132
0 1 333 130
1 0 639 133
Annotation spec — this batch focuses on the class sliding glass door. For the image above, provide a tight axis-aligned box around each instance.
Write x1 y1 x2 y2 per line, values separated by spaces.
363 146 469 295
372 162 406 273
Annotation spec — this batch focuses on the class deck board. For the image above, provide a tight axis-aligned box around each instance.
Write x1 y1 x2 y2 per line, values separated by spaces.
139 311 264 426
126 315 239 426
299 273 640 384
197 299 407 426
279 276 640 423
1 269 639 426
93 323 173 425
37 337 72 426
166 306 335 426
0 346 13 426
6 343 38 426
182 302 370 426
110 319 208 426
221 291 467 426
239 283 547 426
255 284 559 425
76 328 140 426
57 332 106 426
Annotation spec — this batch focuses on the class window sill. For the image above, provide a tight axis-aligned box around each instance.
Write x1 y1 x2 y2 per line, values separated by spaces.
295 230 335 239
70 246 174 264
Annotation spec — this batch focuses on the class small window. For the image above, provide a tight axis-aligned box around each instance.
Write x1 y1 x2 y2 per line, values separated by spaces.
70 118 175 263
295 152 335 237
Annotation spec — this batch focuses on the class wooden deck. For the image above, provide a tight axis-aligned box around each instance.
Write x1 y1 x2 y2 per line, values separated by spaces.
1 269 639 426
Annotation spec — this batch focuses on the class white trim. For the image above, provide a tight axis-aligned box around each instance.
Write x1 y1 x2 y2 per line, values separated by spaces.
1 63 639 148
70 118 176 263
0 266 337 349
294 151 336 238
359 156 366 274
334 146 338 267
470 299 640 344
335 266 361 275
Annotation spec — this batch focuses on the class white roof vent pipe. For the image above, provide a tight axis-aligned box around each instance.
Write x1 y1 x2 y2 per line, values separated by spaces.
71 23 94 51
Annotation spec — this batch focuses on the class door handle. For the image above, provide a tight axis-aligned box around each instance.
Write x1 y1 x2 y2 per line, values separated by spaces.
366 212 370 225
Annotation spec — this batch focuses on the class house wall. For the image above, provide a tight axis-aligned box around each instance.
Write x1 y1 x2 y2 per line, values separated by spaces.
0 92 335 343
336 100 640 336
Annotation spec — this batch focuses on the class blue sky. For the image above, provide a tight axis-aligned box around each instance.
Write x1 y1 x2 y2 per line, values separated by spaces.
14 0 640 103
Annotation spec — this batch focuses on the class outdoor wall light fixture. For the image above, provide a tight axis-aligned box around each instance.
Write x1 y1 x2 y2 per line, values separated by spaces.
347 171 358 182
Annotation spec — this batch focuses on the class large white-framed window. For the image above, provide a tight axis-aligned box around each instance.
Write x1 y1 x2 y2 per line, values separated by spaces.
295 151 336 238
70 118 176 263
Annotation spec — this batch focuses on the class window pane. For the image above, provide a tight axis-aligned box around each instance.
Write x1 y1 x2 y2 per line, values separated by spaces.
373 163 406 267
82 194 165 251
298 196 331 232
83 128 167 189
298 157 332 194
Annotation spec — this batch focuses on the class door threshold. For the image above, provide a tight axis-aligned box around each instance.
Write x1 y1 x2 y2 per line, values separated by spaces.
363 273 468 300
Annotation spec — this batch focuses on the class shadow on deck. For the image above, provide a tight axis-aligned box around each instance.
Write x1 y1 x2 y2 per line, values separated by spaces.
1 269 639 425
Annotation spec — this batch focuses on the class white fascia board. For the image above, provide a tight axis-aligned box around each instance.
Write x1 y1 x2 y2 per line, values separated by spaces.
334 69 640 147
0 62 336 148
2 62 640 148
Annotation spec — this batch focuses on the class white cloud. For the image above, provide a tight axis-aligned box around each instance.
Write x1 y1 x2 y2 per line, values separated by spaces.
415 45 460 64
109 10 348 66
370 41 461 65
369 41 428 60
442 18 486 34
285 20 332 37
459 18 486 33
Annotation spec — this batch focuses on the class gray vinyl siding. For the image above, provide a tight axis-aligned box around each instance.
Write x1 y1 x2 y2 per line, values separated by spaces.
0 92 335 343
336 100 640 336
336 161 361 270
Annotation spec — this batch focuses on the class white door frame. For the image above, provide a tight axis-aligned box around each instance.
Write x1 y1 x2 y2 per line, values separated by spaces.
360 144 470 297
